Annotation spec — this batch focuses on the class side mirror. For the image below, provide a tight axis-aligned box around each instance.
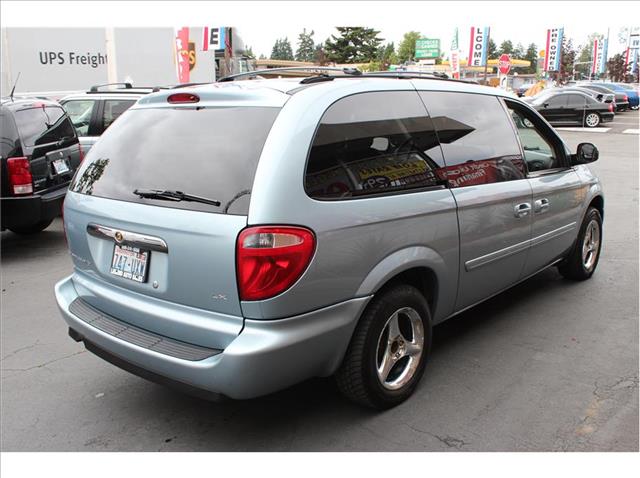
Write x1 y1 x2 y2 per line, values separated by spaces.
572 142 599 165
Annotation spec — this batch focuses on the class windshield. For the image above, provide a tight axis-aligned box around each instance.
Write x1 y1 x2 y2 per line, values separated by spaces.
69 106 281 215
14 105 77 147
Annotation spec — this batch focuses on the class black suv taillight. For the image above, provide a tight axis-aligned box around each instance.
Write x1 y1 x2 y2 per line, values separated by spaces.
6 157 33 195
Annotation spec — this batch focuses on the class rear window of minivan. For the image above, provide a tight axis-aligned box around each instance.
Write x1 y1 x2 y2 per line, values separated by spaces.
69 106 281 215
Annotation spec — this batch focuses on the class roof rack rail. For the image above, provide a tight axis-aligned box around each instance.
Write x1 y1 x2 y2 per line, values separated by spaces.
364 71 478 84
217 67 362 82
89 82 133 92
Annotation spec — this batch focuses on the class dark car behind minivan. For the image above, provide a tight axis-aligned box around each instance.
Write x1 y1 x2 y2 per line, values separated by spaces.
1 97 82 234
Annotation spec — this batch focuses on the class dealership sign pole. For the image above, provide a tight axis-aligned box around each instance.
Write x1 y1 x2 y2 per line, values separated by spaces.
543 27 564 74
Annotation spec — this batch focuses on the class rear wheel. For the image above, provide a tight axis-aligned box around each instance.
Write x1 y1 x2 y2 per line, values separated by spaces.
558 207 602 280
335 284 432 409
8 219 53 235
584 112 601 128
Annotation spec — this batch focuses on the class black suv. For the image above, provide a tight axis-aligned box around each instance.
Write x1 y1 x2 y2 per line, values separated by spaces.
1 97 82 234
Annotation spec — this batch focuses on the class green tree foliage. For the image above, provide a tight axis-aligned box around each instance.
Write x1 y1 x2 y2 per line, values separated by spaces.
271 38 294 61
524 43 538 74
397 31 421 62
606 53 627 82
558 37 576 84
295 29 315 62
377 42 397 69
314 43 328 65
512 42 525 60
487 38 498 59
499 40 514 56
324 27 384 63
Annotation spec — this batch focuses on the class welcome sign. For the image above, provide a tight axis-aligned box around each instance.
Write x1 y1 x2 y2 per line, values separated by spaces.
468 26 490 67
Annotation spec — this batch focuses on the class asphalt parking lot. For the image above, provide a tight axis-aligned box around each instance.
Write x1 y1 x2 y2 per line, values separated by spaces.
1 111 638 452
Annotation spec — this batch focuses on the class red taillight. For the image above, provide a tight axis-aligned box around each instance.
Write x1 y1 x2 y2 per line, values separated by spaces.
623 95 628 101
78 143 84 162
236 226 315 301
608 103 614 112
167 93 200 104
6 157 33 195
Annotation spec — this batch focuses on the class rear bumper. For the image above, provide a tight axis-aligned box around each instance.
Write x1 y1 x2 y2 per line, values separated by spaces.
616 101 630 111
55 275 371 399
1 186 67 230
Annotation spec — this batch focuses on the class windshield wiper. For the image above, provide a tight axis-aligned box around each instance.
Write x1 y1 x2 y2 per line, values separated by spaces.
133 189 221 207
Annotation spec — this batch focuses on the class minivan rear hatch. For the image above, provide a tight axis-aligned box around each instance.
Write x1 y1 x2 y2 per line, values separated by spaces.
65 96 283 348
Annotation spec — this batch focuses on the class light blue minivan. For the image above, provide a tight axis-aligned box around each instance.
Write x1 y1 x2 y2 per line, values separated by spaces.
56 70 604 408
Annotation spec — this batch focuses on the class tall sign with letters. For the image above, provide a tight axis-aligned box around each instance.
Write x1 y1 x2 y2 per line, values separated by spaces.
543 27 563 72
468 26 490 67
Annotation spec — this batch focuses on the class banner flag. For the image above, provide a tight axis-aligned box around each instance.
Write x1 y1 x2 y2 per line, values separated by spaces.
468 26 490 67
544 27 563 72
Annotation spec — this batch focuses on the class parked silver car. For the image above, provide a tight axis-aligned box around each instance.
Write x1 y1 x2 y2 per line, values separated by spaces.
55 71 604 409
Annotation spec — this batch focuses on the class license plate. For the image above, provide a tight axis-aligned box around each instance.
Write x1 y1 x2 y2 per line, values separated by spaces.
52 158 70 174
110 244 149 283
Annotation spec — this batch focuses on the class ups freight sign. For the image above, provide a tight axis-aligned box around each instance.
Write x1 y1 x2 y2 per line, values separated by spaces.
39 51 108 68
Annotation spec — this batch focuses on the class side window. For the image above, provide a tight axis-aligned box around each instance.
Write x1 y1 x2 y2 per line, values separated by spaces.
101 100 136 132
566 94 586 108
417 91 526 188
506 101 563 172
61 100 96 136
305 91 446 199
546 95 566 107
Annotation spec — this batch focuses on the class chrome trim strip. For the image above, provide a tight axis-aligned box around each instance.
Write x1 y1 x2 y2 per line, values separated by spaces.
465 222 577 271
86 223 168 253
530 222 577 247
465 238 531 271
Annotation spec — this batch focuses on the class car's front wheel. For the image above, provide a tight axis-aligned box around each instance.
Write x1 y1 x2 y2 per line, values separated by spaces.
335 284 432 409
584 112 601 128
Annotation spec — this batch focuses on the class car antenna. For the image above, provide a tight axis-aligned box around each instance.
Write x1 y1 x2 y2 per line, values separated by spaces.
9 72 21 101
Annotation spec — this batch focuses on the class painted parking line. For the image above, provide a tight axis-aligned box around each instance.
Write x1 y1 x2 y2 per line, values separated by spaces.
556 127 610 133
622 129 640 134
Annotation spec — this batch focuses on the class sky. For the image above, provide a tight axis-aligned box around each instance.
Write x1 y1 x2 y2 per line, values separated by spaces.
2 0 638 60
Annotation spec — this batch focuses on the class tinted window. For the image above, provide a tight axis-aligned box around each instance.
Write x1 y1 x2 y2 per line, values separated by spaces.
0 110 19 158
546 95 566 107
70 106 280 215
418 92 525 188
305 91 446 200
62 99 96 136
14 106 76 147
102 99 136 132
566 94 586 108
507 102 562 172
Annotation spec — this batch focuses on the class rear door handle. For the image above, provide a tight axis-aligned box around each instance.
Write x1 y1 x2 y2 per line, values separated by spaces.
514 202 532 218
534 198 550 213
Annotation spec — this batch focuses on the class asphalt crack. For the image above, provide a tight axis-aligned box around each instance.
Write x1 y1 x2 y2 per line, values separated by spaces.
1 350 86 376
404 423 469 449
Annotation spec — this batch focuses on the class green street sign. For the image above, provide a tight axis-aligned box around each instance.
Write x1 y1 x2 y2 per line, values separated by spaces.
415 38 440 59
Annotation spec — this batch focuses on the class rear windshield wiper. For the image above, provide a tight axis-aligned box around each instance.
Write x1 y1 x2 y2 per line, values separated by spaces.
133 189 221 207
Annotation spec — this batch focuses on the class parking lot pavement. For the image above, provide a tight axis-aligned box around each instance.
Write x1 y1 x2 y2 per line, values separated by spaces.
1 123 638 452
556 108 639 134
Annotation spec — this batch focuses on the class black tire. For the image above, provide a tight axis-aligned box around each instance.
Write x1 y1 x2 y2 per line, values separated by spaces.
583 112 601 128
335 284 432 409
558 207 602 281
8 219 54 235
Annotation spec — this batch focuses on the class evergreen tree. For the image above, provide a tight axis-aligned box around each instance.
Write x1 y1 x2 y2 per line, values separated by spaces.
314 43 328 65
397 31 421 62
295 29 315 62
499 40 514 56
487 38 498 59
558 37 576 84
606 53 627 82
271 38 294 60
524 43 538 74
324 27 384 63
